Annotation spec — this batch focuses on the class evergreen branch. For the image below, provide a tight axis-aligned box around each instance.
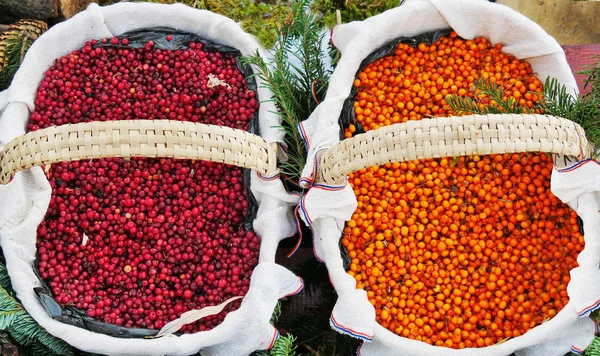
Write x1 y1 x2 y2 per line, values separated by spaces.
580 55 600 99
0 261 12 292
590 308 600 322
444 93 486 116
446 70 600 160
536 77 600 158
446 78 530 116
0 286 72 355
283 1 329 109
470 78 531 114
0 250 73 356
251 334 296 356
269 334 297 356
586 336 600 356
0 309 26 330
536 77 574 119
242 0 331 185
242 51 306 180
5 294 72 355
0 19 47 91
270 301 282 324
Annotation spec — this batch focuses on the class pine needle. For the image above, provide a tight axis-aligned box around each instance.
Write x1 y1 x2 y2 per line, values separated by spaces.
0 19 47 91
536 77 600 158
269 334 297 356
311 0 398 28
270 301 282 324
586 336 600 356
580 55 600 99
445 78 530 116
0 251 73 356
590 308 600 322
446 66 600 160
251 334 297 356
242 0 331 185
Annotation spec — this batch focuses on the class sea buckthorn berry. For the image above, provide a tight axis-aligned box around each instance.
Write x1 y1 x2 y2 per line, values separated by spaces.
342 31 583 348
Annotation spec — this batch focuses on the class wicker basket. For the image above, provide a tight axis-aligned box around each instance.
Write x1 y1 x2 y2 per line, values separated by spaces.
317 113 592 185
0 119 278 185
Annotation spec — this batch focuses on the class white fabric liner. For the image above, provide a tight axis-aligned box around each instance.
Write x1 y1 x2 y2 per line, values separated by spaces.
297 0 600 355
0 3 302 355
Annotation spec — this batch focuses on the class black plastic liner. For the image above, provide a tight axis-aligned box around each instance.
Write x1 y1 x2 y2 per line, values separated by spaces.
35 27 261 338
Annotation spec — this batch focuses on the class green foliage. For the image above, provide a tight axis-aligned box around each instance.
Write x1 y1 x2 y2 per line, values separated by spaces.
270 334 297 356
252 334 296 356
0 37 27 90
311 0 399 28
202 0 291 48
537 77 600 159
586 336 600 356
0 20 47 91
581 56 600 98
242 0 331 185
446 68 600 160
101 0 291 48
590 308 600 322
0 262 12 292
328 42 341 69
445 78 531 116
0 253 73 356
271 301 282 324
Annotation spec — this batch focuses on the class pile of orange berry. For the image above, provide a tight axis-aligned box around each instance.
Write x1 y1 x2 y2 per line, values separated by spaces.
341 31 584 348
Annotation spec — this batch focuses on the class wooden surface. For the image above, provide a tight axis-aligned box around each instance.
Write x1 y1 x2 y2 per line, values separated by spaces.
564 44 600 95
498 0 600 45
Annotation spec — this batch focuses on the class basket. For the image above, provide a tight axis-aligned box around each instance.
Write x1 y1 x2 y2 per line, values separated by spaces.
0 119 277 185
294 1 599 354
317 113 591 186
0 3 303 356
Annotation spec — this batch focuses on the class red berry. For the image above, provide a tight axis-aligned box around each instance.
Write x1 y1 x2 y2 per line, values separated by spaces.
30 37 261 333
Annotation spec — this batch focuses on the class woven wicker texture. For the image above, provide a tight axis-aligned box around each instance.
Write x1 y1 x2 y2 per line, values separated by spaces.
318 114 592 186
0 120 276 184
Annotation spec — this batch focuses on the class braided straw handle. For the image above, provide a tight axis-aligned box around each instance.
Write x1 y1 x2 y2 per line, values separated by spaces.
0 120 277 185
318 113 592 186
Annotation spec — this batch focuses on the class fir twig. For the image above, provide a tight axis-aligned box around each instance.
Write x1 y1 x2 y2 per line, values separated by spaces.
242 0 331 185
580 55 600 99
585 336 600 356
536 77 600 158
270 334 297 356
0 19 47 91
0 252 73 355
445 78 530 116
270 301 282 324
590 308 600 322
446 68 600 159
311 0 398 28
251 334 296 356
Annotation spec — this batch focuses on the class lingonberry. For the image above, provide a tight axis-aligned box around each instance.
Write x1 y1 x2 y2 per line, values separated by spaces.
31 36 261 333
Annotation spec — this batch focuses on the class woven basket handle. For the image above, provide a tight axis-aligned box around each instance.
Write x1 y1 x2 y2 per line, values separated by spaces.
0 120 277 185
317 113 592 186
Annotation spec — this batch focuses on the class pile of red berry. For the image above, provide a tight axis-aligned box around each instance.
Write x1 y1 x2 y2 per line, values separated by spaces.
30 36 261 333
